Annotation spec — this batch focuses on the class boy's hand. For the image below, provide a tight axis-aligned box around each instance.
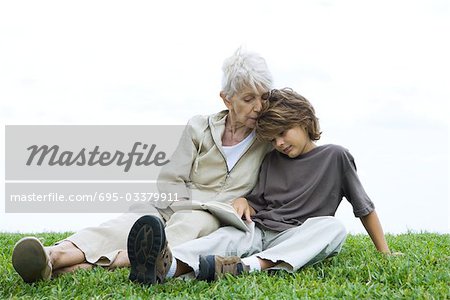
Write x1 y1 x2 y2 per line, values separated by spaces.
231 197 255 223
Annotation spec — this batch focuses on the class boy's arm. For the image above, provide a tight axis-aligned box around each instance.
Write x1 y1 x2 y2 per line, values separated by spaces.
360 210 391 253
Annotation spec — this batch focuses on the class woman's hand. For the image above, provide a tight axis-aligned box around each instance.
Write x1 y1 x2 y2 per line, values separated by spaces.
232 197 255 222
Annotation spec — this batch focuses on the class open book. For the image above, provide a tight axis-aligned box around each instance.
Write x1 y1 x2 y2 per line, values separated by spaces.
191 201 250 232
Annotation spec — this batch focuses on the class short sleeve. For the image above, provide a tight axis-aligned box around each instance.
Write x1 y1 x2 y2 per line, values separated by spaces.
341 150 375 217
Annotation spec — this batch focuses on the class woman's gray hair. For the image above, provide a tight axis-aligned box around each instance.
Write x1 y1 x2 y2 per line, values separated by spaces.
221 47 273 99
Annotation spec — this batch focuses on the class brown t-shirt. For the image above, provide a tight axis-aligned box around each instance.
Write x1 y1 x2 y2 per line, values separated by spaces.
246 144 375 232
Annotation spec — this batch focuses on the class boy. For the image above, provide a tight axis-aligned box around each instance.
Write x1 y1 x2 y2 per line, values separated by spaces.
126 88 391 284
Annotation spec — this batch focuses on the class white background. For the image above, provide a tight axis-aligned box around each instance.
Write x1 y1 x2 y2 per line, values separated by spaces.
1 0 448 234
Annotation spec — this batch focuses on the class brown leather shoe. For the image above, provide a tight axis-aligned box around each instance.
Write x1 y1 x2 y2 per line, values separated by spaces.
12 237 52 283
127 215 172 285
198 255 249 282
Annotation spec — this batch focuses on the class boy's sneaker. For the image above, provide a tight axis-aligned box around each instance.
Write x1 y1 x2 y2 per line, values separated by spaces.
12 237 52 283
127 215 172 285
197 255 250 282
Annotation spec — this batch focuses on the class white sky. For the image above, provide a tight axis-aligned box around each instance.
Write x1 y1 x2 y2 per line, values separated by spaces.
0 0 449 234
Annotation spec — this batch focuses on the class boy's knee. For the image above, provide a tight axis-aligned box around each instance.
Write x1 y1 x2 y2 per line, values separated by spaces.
331 217 347 235
313 216 347 241
325 218 347 252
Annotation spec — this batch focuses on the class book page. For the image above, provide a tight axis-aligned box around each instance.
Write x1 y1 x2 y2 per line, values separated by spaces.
201 202 250 232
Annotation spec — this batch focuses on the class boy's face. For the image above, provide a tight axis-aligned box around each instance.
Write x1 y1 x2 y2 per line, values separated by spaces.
271 125 315 158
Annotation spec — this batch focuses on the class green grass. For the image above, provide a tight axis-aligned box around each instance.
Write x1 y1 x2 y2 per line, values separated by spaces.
1 232 449 299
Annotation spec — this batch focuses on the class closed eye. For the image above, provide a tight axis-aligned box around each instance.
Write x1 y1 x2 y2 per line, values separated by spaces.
270 131 284 144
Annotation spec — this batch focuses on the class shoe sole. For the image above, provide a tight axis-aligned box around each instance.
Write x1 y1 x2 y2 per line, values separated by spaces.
127 215 165 285
198 255 216 282
12 237 51 283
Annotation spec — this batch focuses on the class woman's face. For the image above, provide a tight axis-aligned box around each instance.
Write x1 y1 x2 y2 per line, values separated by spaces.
222 86 268 129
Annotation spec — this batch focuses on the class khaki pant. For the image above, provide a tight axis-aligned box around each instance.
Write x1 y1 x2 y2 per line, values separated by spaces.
64 204 220 266
172 216 347 274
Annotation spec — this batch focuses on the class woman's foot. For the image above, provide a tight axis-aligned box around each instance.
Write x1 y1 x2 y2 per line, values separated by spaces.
52 262 94 277
108 250 130 269
127 215 172 285
12 237 52 283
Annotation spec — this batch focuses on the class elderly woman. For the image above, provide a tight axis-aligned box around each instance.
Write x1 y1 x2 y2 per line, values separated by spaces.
12 48 273 283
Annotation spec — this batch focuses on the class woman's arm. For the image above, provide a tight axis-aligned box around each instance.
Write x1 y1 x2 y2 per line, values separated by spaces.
156 122 197 208
360 210 391 253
